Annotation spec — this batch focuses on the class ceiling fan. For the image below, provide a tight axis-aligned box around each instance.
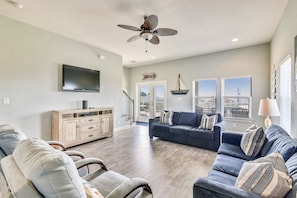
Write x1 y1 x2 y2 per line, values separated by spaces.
117 15 178 46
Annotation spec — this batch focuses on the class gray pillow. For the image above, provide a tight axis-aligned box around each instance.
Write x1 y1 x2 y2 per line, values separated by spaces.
240 126 266 157
12 138 86 198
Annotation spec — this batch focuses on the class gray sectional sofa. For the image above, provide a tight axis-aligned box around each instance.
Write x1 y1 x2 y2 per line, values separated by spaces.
194 125 297 198
149 112 224 151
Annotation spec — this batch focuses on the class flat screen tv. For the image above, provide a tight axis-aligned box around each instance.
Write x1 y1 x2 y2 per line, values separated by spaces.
62 64 100 92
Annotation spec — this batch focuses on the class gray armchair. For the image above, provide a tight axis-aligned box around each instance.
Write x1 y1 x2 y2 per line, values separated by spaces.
0 138 153 198
0 124 87 176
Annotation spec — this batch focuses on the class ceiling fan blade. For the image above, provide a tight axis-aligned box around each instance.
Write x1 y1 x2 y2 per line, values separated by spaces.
127 34 141 42
149 35 160 45
143 15 158 30
118 24 141 31
153 28 178 36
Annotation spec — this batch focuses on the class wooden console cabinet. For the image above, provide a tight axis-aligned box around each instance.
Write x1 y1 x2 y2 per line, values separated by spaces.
52 107 113 148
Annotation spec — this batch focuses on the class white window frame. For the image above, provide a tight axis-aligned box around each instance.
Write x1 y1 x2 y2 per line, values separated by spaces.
192 78 217 113
279 55 291 134
222 76 252 120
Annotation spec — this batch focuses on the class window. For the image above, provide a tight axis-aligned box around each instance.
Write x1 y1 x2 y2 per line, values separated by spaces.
280 56 291 134
193 79 217 113
222 77 252 119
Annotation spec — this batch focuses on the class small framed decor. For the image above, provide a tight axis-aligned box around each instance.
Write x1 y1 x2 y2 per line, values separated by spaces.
142 73 157 80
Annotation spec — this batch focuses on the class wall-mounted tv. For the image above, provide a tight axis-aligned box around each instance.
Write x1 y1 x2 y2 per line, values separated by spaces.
62 64 100 92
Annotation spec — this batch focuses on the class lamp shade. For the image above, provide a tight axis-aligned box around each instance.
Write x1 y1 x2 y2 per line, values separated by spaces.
258 98 280 116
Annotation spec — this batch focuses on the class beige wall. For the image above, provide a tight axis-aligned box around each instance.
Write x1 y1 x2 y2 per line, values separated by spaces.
0 15 129 140
271 0 297 138
128 44 270 131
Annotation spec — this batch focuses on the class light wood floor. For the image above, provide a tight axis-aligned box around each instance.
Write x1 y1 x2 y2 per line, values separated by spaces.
71 125 217 198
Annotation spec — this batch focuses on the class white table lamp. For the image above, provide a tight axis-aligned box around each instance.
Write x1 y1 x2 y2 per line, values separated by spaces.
258 98 280 128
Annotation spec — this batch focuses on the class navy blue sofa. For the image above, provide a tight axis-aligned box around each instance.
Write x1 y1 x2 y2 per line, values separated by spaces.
193 125 297 198
149 112 224 151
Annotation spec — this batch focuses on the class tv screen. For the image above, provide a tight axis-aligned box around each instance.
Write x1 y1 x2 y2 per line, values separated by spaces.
62 64 100 92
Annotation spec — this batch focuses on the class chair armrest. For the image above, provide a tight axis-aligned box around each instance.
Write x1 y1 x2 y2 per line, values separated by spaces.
222 132 243 146
106 177 152 198
194 177 261 198
75 157 107 171
64 150 85 159
47 141 66 151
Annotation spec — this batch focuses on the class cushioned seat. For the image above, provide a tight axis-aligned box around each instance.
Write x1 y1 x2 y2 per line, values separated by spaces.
212 154 246 177
170 125 192 135
188 128 215 140
151 123 171 133
218 143 258 161
208 170 237 186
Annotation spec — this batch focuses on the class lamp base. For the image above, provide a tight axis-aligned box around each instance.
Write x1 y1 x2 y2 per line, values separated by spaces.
264 116 271 128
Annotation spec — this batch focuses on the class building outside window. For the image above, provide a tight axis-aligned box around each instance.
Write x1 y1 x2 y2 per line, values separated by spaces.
222 76 252 119
194 79 217 113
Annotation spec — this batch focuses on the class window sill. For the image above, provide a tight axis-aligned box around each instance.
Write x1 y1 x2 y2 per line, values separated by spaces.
223 117 253 123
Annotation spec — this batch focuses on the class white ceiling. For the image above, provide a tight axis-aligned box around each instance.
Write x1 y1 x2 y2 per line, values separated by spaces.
0 0 288 67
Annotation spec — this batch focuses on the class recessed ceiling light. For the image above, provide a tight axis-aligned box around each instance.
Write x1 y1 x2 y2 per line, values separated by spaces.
151 56 155 59
7 0 24 8
232 38 239 42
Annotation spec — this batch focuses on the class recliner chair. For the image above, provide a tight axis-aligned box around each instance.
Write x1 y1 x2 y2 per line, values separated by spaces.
0 138 152 198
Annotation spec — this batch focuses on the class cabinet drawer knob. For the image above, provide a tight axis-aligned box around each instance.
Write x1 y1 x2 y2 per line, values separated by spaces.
88 127 94 130
88 119 93 122
88 134 93 138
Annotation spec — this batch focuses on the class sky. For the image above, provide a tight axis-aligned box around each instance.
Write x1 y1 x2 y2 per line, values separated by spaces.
198 77 251 97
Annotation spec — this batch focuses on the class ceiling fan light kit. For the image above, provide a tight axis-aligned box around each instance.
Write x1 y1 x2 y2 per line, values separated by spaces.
117 15 177 52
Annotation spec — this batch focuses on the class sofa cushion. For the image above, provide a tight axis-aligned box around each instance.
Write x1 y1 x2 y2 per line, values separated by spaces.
218 143 258 161
208 170 237 186
285 153 297 198
188 128 215 140
266 134 297 161
13 138 85 198
171 112 180 125
212 154 246 177
151 123 171 132
240 127 266 157
266 124 290 141
236 152 292 198
199 114 217 131
160 111 173 125
176 112 197 126
170 125 191 135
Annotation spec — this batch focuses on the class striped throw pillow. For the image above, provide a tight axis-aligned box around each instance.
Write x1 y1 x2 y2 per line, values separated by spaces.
160 111 173 125
240 126 266 157
199 114 217 131
236 152 292 198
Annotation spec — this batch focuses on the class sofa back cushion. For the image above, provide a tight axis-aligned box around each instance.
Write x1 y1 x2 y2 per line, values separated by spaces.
262 125 297 161
176 112 198 126
172 112 180 125
12 138 86 198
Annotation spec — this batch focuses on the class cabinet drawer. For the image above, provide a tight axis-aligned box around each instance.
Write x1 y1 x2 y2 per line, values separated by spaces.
80 131 100 141
80 124 100 132
79 116 100 125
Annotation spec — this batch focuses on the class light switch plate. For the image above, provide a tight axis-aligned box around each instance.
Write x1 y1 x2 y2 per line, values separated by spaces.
3 97 10 105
